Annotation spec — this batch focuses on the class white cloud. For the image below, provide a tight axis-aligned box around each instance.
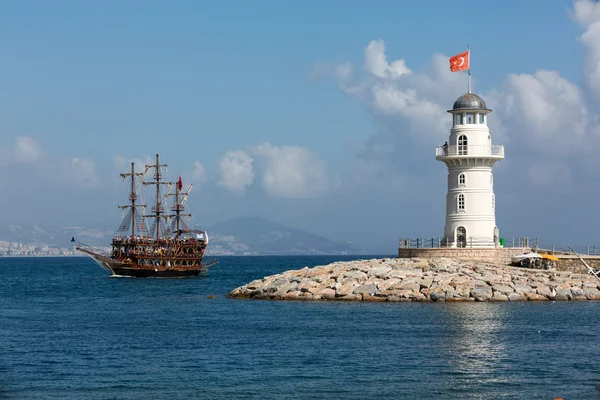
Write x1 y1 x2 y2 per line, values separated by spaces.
364 39 411 79
491 70 598 157
14 136 45 164
0 135 101 190
250 142 329 198
191 161 208 184
333 45 465 145
217 150 254 193
214 142 332 198
56 157 101 189
326 9 600 188
491 67 600 181
572 0 600 103
327 44 465 189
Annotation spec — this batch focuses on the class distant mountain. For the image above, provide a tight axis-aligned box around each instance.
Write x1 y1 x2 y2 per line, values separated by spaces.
205 217 368 255
0 217 371 256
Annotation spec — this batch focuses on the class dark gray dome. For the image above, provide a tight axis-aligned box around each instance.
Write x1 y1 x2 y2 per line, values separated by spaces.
451 93 490 111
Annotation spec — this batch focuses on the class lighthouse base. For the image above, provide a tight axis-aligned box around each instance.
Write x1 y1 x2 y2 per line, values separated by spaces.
441 238 498 248
397 247 531 265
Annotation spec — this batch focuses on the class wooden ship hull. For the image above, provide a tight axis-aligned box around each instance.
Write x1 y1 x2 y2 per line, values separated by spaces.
77 246 216 278
111 265 204 278
75 154 217 278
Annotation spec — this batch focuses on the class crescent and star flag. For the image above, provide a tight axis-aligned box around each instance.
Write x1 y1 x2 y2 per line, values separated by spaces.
449 50 470 72
178 176 183 190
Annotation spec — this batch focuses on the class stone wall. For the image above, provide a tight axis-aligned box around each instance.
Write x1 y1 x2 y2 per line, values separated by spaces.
397 247 531 265
554 256 600 274
397 247 600 275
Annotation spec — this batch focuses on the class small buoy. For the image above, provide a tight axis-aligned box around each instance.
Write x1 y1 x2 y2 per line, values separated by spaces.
208 295 216 299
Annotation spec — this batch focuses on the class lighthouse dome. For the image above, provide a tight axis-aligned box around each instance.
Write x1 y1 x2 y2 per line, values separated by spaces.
451 93 490 111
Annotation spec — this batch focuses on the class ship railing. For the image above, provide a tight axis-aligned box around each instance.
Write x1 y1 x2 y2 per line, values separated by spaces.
435 145 504 157
111 236 204 245
134 253 204 259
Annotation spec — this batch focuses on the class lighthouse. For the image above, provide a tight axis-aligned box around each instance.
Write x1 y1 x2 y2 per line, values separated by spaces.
435 93 504 247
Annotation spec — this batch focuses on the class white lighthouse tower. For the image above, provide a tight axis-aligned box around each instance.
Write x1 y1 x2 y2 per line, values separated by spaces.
435 93 504 248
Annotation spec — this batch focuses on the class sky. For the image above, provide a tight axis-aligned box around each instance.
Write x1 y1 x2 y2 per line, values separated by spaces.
1 0 599 253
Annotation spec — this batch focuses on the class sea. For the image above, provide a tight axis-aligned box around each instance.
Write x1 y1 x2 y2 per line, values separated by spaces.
1 256 599 400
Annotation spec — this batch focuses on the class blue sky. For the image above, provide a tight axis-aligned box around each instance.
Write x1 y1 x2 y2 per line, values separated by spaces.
1 0 599 252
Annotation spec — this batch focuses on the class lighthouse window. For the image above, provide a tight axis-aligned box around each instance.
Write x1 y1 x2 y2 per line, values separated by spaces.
458 173 466 186
455 113 463 125
458 194 465 211
458 135 468 155
479 113 485 124
466 113 475 124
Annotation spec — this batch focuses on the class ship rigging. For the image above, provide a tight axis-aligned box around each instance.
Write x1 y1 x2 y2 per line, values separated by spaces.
76 154 216 277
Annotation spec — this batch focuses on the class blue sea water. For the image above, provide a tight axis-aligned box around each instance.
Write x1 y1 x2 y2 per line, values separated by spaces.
1 256 599 400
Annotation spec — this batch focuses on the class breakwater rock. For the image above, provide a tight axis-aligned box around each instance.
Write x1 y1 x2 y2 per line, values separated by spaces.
228 257 600 302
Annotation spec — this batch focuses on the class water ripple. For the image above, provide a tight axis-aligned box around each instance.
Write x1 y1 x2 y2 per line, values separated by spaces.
1 256 599 399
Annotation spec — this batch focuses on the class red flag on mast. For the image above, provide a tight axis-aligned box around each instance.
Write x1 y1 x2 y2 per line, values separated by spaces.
178 176 183 190
449 50 470 72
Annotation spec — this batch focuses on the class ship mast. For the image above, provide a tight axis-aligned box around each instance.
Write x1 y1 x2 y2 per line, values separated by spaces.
159 174 192 240
143 154 172 241
154 154 160 240
166 177 193 239
175 182 180 238
131 162 136 238
118 162 145 238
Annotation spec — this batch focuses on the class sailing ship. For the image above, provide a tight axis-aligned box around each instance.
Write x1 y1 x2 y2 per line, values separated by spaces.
76 154 217 277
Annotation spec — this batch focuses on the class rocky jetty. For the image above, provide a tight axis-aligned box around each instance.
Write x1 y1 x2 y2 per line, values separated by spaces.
228 257 600 302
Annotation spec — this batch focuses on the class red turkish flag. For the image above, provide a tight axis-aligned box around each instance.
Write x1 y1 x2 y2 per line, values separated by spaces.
178 176 183 190
449 50 470 72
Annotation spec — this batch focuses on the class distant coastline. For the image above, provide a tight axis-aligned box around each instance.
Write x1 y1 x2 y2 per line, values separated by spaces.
0 254 81 258
0 253 388 258
0 218 373 257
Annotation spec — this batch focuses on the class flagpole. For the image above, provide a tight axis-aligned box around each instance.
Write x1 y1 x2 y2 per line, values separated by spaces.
467 44 471 93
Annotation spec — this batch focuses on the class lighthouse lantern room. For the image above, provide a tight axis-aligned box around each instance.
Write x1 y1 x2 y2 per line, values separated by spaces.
435 93 504 248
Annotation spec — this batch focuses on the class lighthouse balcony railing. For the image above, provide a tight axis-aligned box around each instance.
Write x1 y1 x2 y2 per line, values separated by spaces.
436 145 504 157
399 237 506 249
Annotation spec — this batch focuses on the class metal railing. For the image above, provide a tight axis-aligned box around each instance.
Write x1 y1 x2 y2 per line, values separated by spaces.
435 145 504 157
398 237 600 255
399 237 504 249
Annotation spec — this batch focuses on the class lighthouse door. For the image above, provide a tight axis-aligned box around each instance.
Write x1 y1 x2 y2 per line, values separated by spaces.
456 226 467 248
